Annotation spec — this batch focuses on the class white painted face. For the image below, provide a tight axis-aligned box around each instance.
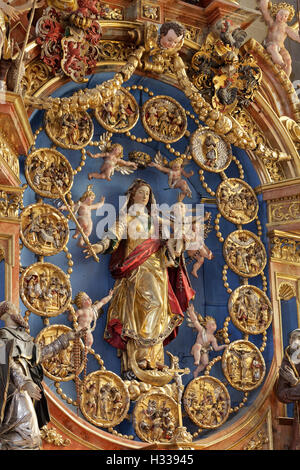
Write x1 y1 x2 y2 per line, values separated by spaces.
160 29 183 49
82 295 92 308
276 9 290 22
133 185 150 206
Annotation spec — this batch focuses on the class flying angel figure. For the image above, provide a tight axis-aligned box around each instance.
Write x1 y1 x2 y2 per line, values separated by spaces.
87 132 138 181
60 185 105 247
186 303 227 378
149 149 194 200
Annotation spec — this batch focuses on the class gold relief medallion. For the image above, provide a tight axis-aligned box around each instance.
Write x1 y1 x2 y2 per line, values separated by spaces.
80 371 130 428
216 178 259 225
133 392 179 443
228 285 272 335
183 376 230 429
223 230 267 278
222 340 266 391
94 88 139 133
35 325 84 382
190 128 232 172
20 262 72 316
25 148 73 199
141 95 187 143
20 202 69 256
45 109 94 149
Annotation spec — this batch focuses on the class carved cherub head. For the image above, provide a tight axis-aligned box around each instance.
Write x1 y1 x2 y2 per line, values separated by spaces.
271 2 295 22
79 184 95 204
169 157 183 170
74 291 92 309
159 21 185 50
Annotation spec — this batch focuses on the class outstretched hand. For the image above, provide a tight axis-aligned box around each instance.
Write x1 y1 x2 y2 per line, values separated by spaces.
83 243 104 259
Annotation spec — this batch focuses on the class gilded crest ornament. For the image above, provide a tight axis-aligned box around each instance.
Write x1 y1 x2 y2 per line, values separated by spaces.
20 202 69 256
94 88 139 133
80 370 130 428
223 230 267 278
133 392 179 443
45 109 94 149
25 148 73 199
183 376 230 429
222 340 266 391
35 325 84 382
190 19 261 114
190 128 232 172
216 178 259 224
228 285 273 335
141 96 187 143
20 262 72 316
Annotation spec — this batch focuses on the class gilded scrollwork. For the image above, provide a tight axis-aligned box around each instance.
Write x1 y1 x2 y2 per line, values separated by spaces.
216 178 259 225
97 41 137 62
133 392 179 443
190 127 232 172
40 425 71 447
228 285 273 335
243 429 269 450
222 340 266 391
25 148 74 199
20 262 72 317
189 19 261 115
35 325 84 382
223 230 267 278
22 60 53 98
141 95 187 143
142 4 160 21
94 88 139 133
183 376 231 429
80 370 130 428
20 202 69 256
268 196 300 223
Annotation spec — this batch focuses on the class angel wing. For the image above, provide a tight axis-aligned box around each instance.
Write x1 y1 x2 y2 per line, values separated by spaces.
98 131 112 152
154 150 169 167
182 145 192 164
114 163 136 175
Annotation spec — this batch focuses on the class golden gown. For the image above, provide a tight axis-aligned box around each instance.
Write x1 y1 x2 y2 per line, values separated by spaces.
103 212 192 373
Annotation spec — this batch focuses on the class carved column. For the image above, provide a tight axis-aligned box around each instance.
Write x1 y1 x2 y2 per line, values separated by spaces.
0 91 33 303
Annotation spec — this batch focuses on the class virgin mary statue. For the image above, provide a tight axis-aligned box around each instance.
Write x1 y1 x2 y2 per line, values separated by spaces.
86 179 195 380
